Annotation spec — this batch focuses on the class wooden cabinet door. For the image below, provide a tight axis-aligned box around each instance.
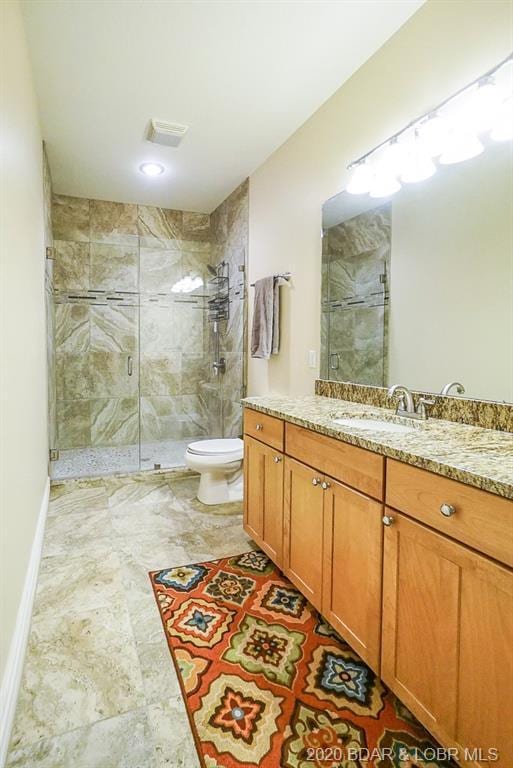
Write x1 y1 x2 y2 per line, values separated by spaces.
382 510 513 767
322 478 383 671
243 435 284 567
283 457 324 610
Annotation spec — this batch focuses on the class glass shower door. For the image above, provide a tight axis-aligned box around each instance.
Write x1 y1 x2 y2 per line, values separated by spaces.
52 293 140 479
139 293 209 470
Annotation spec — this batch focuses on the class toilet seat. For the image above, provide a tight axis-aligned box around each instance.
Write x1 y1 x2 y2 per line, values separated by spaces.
187 438 243 461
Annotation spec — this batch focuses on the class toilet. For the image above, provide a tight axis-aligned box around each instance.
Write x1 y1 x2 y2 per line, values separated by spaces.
185 438 244 505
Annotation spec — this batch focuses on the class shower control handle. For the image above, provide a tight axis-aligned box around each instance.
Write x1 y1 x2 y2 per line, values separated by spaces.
127 355 133 376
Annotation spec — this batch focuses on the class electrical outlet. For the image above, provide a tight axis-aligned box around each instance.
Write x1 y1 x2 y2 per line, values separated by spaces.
308 350 317 368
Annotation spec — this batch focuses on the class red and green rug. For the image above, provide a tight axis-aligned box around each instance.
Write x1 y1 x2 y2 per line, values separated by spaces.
150 551 452 767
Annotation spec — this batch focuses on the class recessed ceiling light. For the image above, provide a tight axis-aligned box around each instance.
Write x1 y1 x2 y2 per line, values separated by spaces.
139 162 165 177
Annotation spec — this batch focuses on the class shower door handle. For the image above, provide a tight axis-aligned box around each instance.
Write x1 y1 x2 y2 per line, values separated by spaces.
127 355 133 376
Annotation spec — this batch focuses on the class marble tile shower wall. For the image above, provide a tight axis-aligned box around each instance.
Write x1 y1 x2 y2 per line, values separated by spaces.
51 195 213 453
322 205 390 386
208 179 248 438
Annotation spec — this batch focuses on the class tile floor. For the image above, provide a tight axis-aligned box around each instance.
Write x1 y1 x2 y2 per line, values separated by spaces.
7 470 254 767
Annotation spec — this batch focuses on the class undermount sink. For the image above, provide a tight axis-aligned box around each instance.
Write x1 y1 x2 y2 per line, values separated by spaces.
331 417 415 434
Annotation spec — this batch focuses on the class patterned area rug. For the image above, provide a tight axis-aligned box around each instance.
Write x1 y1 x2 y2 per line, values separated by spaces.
150 551 452 768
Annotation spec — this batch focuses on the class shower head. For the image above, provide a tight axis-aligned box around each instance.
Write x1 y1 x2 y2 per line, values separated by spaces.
207 265 217 276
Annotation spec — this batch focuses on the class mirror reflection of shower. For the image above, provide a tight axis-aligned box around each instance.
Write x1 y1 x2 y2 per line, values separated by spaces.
208 261 229 376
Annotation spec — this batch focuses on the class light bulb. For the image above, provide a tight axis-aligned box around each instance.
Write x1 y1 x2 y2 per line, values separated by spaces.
417 114 450 157
400 137 436 183
438 125 484 165
464 78 508 133
369 165 401 198
490 96 513 141
347 162 374 195
139 162 165 177
381 139 409 176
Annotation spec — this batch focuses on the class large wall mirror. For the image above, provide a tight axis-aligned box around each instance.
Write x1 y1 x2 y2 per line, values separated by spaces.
321 139 513 403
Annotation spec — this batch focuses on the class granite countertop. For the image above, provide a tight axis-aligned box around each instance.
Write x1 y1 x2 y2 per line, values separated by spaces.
242 395 513 500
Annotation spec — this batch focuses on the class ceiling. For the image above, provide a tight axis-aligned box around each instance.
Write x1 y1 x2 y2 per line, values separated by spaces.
22 0 423 212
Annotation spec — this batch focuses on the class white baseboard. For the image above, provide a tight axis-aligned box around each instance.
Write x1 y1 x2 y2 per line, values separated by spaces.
0 477 50 768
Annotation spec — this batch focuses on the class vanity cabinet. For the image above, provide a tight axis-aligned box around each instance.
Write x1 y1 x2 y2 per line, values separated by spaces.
286 422 384 500
243 406 513 766
244 408 284 451
282 457 325 611
243 435 284 567
386 459 513 567
381 510 513 768
281 452 383 669
322 478 383 670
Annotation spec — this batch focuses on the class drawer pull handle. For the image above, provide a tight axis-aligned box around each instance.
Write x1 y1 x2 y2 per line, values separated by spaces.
321 481 331 490
440 503 456 517
382 514 394 526
273 455 282 463
312 478 321 487
255 423 263 431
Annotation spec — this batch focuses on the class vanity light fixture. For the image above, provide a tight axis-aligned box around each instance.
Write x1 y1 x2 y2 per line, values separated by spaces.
346 53 512 198
369 165 401 198
438 127 484 165
139 162 165 177
346 160 374 194
381 138 409 175
400 137 437 183
465 76 508 133
416 113 450 157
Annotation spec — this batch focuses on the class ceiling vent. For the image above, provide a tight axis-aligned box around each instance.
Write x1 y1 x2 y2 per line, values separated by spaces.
147 119 188 147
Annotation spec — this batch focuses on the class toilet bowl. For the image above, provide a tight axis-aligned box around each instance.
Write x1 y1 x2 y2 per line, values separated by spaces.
185 438 244 505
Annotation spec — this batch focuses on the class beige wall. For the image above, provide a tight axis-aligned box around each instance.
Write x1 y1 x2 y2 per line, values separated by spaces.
248 0 513 397
0 0 48 678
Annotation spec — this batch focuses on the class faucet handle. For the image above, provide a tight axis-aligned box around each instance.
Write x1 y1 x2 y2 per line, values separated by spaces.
416 397 436 419
389 390 407 413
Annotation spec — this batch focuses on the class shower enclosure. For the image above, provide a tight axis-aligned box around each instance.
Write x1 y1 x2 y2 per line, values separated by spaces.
48 183 248 480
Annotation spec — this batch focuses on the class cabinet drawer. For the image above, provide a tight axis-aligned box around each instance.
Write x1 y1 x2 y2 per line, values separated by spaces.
244 408 284 451
285 423 384 500
386 459 513 567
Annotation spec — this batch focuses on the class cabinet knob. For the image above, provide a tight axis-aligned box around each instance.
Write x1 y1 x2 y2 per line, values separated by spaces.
321 481 331 490
382 514 394 526
255 423 263 431
440 503 456 517
273 455 282 463
312 478 321 486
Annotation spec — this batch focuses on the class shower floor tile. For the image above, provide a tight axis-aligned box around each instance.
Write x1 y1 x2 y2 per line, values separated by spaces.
51 437 214 479
51 445 140 479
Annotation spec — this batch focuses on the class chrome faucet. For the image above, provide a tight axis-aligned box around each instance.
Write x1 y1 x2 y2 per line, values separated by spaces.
387 384 435 421
441 381 465 396
387 384 415 415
